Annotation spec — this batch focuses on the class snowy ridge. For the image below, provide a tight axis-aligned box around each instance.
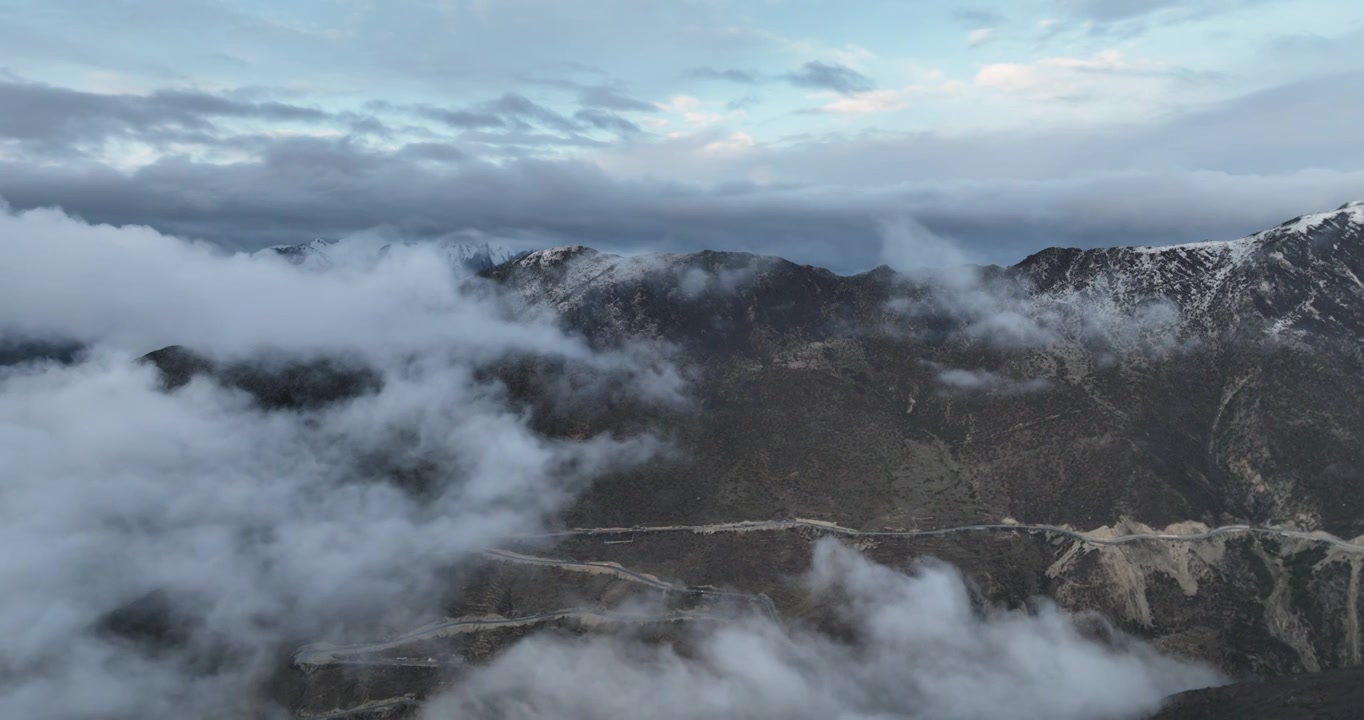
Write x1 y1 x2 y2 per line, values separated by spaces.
1022 201 1364 339
498 201 1364 346
259 238 339 271
504 247 716 310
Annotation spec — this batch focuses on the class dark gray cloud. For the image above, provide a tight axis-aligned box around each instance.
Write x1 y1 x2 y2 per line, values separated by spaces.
417 106 508 130
782 61 876 95
415 92 632 146
0 78 625 162
573 108 642 135
692 62 885 97
690 66 761 84
0 141 876 260
396 142 469 164
481 93 580 133
2 138 1359 275
0 74 1361 273
0 78 332 152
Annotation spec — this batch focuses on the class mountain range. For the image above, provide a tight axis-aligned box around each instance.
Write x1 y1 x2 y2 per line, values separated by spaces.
132 201 1364 717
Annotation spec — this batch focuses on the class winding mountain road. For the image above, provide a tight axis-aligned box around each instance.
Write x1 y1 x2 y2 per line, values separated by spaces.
295 519 1363 672
523 518 1364 552
294 607 724 670
300 696 420 720
483 548 782 622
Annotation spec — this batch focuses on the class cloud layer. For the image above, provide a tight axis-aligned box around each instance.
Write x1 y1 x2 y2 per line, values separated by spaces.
4 70 1363 272
425 539 1222 720
0 205 678 719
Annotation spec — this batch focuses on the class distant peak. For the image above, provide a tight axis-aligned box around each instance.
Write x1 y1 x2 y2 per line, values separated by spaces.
1339 201 1364 210
518 246 600 268
255 236 525 273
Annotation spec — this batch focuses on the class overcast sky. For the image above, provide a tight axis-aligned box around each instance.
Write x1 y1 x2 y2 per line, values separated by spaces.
2 0 1363 271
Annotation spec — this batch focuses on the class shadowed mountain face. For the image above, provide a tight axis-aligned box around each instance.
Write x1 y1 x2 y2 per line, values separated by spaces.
1150 667 1364 719
141 345 381 410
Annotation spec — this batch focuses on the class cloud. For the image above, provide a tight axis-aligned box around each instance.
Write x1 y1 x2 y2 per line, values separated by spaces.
0 204 1209 719
655 95 725 126
1061 0 1188 22
702 131 757 154
934 366 1053 394
677 258 767 298
1057 0 1270 28
689 67 760 84
2 73 1363 273
968 27 996 47
0 77 336 153
974 49 1156 97
820 89 908 114
877 216 1187 353
573 108 642 135
952 7 1006 27
474 93 579 133
575 85 656 112
0 203 686 718
884 256 1189 353
416 105 508 130
879 215 976 270
783 61 876 96
423 539 1221 719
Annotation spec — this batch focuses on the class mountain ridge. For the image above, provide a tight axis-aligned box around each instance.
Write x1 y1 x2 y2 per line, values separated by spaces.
483 202 1364 541
496 200 1364 343
257 236 526 273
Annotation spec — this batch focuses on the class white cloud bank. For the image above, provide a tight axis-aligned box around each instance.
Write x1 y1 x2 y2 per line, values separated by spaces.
0 205 677 719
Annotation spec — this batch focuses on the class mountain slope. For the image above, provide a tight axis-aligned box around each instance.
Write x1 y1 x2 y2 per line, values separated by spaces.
1015 201 1364 339
487 203 1364 540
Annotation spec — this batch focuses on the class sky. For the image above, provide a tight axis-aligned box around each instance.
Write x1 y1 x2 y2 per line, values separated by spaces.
2 0 1363 271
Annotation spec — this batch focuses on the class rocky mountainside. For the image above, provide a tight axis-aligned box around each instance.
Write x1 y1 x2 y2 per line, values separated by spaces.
472 203 1364 680
488 202 1364 540
1015 201 1364 339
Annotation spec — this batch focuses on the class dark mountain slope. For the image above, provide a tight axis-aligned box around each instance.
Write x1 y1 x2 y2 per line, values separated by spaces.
1149 667 1364 719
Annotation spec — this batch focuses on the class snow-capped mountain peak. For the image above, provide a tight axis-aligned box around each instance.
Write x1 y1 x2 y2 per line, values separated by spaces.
259 238 338 270
429 239 522 271
1265 201 1364 236
1013 202 1364 339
